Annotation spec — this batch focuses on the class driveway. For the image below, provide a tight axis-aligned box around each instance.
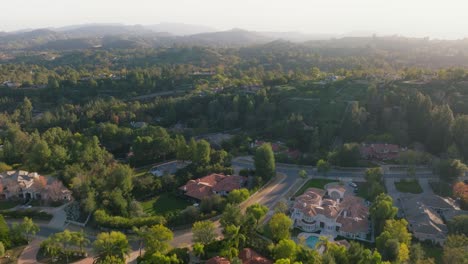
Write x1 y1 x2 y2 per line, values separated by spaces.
17 239 43 264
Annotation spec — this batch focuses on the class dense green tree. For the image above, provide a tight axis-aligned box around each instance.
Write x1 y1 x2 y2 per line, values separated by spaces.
268 213 292 242
227 188 249 204
0 215 10 248
442 234 468 264
410 243 426 263
194 140 211 165
192 221 217 245
298 169 307 179
437 159 467 182
426 104 454 154
452 115 468 160
142 224 173 256
407 91 432 143
272 239 297 261
316 159 330 175
448 215 468 235
192 242 204 258
328 143 360 167
255 143 276 180
246 203 269 227
370 193 398 235
93 231 130 264
376 219 411 262
220 204 244 228
107 164 134 195
25 139 51 171
11 217 39 243
19 97 33 123
364 167 385 200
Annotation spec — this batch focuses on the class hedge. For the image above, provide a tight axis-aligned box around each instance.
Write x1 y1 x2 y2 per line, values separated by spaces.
2 210 53 220
94 210 166 230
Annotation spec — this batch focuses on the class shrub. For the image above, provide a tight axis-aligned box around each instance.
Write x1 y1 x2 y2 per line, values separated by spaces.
94 210 165 230
2 210 52 220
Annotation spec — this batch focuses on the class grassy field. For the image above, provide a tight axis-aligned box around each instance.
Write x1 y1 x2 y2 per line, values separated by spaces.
295 179 338 196
395 179 423 194
141 193 191 215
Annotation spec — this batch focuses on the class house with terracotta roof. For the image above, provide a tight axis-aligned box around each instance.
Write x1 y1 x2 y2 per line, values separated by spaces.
206 256 231 264
360 143 404 160
291 183 370 240
239 248 272 264
179 173 247 200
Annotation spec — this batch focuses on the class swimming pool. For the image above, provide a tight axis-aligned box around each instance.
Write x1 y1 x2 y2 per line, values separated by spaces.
306 236 319 249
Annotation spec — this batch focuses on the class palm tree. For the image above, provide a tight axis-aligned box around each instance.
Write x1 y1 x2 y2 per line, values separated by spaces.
93 231 130 264
72 230 90 255
316 236 331 251
132 226 147 258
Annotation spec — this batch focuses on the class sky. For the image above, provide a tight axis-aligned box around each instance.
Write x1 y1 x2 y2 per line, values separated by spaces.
2 0 468 39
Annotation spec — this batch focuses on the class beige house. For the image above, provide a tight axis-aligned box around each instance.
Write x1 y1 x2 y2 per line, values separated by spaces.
0 170 72 202
291 183 370 240
398 194 463 245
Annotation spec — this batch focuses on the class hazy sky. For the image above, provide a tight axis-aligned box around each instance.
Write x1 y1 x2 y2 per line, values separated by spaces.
2 0 468 39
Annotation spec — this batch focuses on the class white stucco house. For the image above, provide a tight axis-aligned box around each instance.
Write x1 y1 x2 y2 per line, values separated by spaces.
291 183 370 240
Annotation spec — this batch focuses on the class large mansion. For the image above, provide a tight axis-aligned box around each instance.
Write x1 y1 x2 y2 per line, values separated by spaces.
291 183 370 240
0 170 72 201
360 143 404 161
179 173 247 200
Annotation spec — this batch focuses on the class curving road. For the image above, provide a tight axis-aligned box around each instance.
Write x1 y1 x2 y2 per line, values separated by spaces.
18 156 440 261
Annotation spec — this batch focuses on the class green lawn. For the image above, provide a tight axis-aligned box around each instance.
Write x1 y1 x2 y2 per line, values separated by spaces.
141 193 191 215
295 179 338 196
133 167 151 178
395 179 423 194
0 200 20 210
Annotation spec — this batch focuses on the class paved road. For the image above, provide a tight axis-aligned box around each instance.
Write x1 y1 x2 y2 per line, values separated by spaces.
17 239 42 264
170 171 297 247
17 156 441 260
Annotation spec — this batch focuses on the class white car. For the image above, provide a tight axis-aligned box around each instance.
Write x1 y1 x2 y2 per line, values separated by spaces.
348 182 357 188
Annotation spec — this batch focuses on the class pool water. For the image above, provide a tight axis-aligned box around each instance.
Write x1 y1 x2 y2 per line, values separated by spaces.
306 236 319 249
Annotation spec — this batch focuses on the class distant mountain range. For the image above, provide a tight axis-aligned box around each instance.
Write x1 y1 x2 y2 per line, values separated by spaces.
0 23 346 51
2 23 461 52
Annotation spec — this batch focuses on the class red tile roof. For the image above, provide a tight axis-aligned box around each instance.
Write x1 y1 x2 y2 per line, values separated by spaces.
360 143 401 160
179 173 246 200
206 256 231 264
213 175 246 192
239 248 273 264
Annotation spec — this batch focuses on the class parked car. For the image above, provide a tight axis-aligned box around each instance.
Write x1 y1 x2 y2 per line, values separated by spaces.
348 182 357 188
